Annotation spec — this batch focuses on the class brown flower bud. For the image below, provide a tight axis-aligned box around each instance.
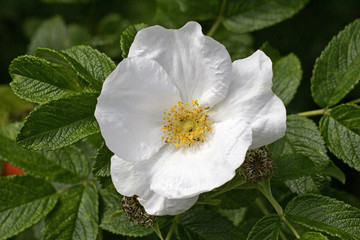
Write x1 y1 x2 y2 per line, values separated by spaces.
240 147 273 183
121 196 156 227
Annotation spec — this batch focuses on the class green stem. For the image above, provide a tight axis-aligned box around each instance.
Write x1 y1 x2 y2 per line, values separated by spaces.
279 231 288 240
349 98 360 104
298 97 360 117
165 215 179 240
297 108 329 117
255 198 270 215
207 0 227 37
255 198 288 240
152 221 164 240
206 178 246 199
96 228 103 240
257 179 300 239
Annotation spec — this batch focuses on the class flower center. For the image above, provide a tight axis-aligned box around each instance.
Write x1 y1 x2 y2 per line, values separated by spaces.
161 100 212 147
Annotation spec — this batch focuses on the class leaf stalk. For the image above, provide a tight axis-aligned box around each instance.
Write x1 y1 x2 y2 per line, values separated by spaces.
207 0 227 37
257 178 300 239
165 215 179 240
152 221 164 240
298 108 329 117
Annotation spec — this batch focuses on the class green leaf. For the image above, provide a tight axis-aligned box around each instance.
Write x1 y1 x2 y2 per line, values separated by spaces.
156 0 220 26
214 29 254 61
0 123 90 183
198 172 247 206
0 133 90 183
17 93 99 150
0 122 23 140
92 143 112 177
217 208 247 226
270 115 330 175
0 175 58 240
320 104 360 171
27 16 71 54
91 14 130 58
273 154 317 181
99 188 154 237
223 0 309 33
260 42 281 62
285 194 360 240
34 48 72 66
327 188 360 209
61 45 116 91
42 182 98 240
284 175 330 195
120 23 149 58
320 161 346 184
0 85 33 116
246 214 281 240
260 43 302 106
176 208 245 240
272 53 302 106
215 189 261 210
67 24 91 46
300 232 329 240
9 55 87 104
0 86 33 127
311 19 360 107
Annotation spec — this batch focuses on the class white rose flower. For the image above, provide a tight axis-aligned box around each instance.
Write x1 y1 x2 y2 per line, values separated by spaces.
95 21 286 216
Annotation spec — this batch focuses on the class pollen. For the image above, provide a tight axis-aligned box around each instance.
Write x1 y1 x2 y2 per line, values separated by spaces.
160 100 212 147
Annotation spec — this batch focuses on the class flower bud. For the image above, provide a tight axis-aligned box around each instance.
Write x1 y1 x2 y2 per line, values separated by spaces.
240 147 273 183
121 196 156 227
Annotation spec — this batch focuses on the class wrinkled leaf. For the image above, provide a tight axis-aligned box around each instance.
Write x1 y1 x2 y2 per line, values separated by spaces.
223 0 309 33
42 182 98 240
246 214 281 240
120 23 149 58
320 104 360 171
300 232 329 240
0 175 57 240
9 55 86 104
27 16 70 54
270 115 330 178
272 53 302 106
311 19 360 107
61 45 116 91
176 208 244 240
17 93 99 150
286 194 360 240
92 143 112 177
285 175 330 195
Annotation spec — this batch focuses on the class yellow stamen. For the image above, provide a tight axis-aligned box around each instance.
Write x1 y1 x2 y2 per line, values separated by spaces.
160 100 212 147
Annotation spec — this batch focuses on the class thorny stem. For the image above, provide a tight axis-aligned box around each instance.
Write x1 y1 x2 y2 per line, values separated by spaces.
152 221 164 240
207 0 227 37
257 178 300 239
165 215 179 240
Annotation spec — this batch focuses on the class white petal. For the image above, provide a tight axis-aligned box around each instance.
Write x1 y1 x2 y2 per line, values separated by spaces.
150 119 252 199
210 50 286 148
95 57 180 162
111 155 198 216
128 21 232 107
138 192 198 216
